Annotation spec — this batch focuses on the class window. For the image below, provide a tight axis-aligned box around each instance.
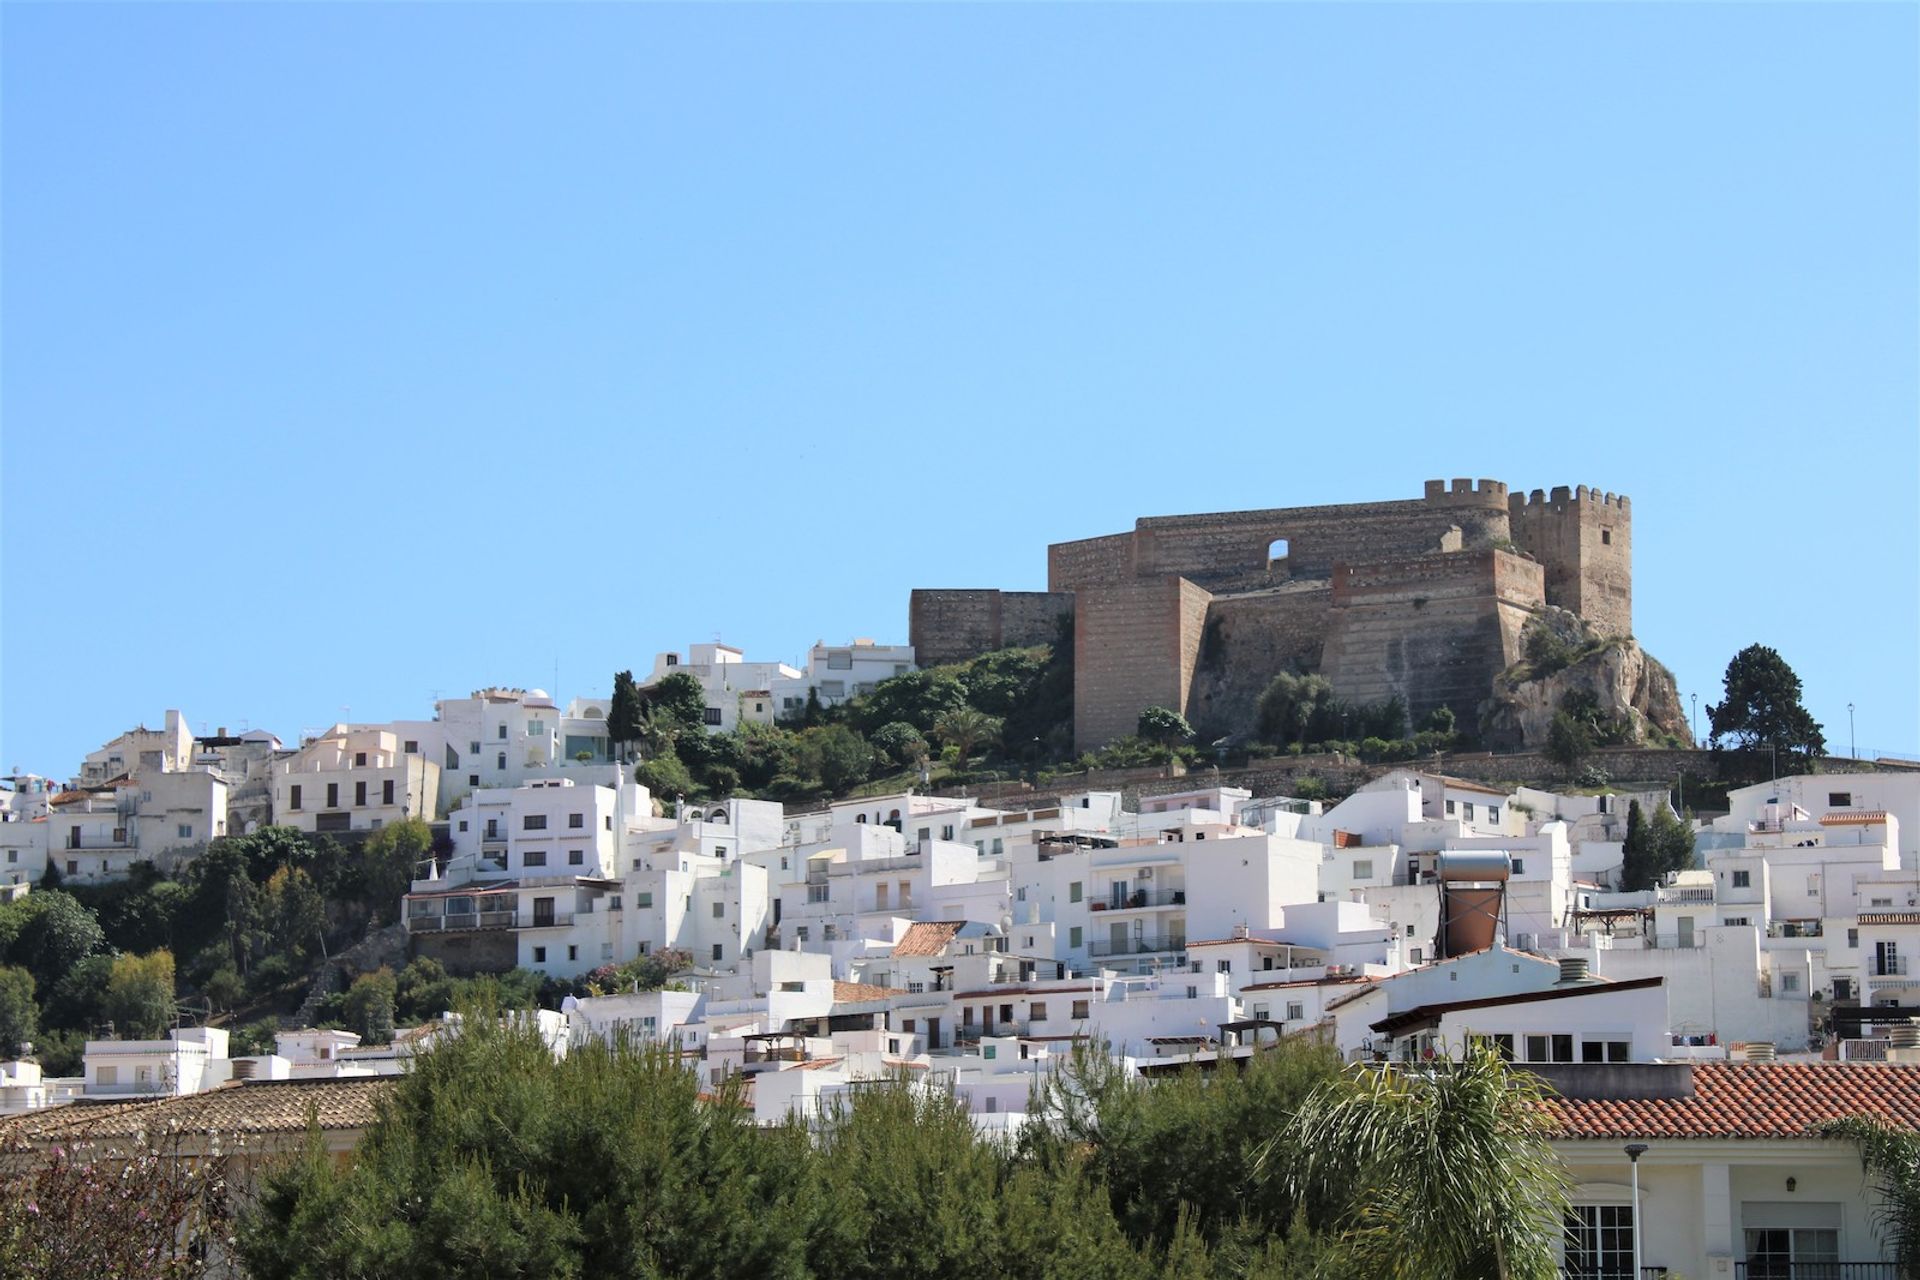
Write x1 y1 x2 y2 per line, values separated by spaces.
499 725 508 739
1848 928 1860 949
569 813 585 829
523 850 547 867
470 741 481 756
1580 1039 1630 1063
1564 1204 1634 1278
941 824 954 840
712 944 723 961
1512 858 1525 875
404 740 418 753
355 752 367 767
470 775 480 786
1744 1227 1839 1271
875 883 889 910
527 720 545 736
1070 926 1083 948
1409 948 1423 964
355 780 368 807
703 708 723 726
567 945 577 961
1830 792 1853 808
1015 887 1026 902
1217 960 1232 974
1782 972 1800 993
1463 803 1475 821
608 895 623 911
289 785 302 810
1732 870 1751 888
497 753 506 770
533 946 547 963
713 901 725 918
1030 1002 1048 1021
991 837 1003 856
97 1065 118 1086
1445 799 1456 815
177 824 193 839
524 814 548 830
568 849 584 866
1286 1001 1305 1021
1487 806 1500 823
1071 999 1089 1019
1352 859 1374 880
383 779 395 805
1406 923 1416 937
1726 916 1750 927
1069 881 1083 903
636 892 653 908
326 782 339 808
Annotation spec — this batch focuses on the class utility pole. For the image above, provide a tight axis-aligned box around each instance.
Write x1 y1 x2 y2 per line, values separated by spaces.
1849 702 1856 761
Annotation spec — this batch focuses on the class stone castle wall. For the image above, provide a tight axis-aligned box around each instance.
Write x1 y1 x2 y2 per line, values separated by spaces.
912 479 1634 750
909 589 1072 669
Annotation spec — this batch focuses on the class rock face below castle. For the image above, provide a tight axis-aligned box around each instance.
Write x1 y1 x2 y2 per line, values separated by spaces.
911 479 1654 751
1480 630 1692 753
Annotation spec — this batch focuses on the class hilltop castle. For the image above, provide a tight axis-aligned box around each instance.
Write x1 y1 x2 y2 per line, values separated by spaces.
911 480 1637 751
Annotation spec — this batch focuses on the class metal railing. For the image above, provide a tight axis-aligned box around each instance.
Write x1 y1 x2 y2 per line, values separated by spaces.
1096 889 1187 910
1873 958 1910 977
1734 1264 1903 1279
1088 935 1187 957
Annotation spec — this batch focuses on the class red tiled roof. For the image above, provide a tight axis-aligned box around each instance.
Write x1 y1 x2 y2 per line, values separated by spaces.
0 1078 390 1144
892 921 965 957
1822 811 1889 826
1860 913 1920 926
832 981 905 1004
1240 975 1370 993
1544 1062 1920 1140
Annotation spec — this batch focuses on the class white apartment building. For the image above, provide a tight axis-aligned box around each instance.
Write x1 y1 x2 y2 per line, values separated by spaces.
74 709 194 786
646 644 799 732
275 725 439 834
770 639 916 717
39 770 228 884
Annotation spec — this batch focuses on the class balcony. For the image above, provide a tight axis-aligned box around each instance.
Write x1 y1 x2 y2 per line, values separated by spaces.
1734 1265 1902 1279
1088 934 1187 958
1096 889 1187 911
408 908 518 933
1871 957 1909 978
1655 885 1716 905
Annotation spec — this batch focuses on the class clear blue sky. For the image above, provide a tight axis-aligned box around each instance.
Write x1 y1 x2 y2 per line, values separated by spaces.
4 3 1916 775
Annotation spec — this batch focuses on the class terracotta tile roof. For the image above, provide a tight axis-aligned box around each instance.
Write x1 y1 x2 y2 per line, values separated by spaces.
1544 1062 1920 1140
1861 912 1920 926
0 1078 390 1145
1822 811 1890 826
832 981 905 1004
892 921 965 957
1239 974 1370 993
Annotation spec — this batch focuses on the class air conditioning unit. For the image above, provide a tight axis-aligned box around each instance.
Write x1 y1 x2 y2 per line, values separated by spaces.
1139 869 1154 880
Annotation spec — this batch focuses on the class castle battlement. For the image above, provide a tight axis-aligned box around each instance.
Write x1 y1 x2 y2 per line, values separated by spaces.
1423 477 1510 505
912 478 1635 751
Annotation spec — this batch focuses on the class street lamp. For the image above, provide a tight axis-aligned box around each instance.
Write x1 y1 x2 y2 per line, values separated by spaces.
1849 703 1856 762
1624 1142 1649 1277
1690 693 1698 746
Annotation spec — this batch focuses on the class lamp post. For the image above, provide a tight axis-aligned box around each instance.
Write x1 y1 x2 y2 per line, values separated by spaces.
1625 1142 1649 1277
1849 702 1856 762
1690 693 1698 746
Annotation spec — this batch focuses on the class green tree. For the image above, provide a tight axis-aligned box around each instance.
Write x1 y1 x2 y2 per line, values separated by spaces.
647 671 711 731
1136 706 1195 748
342 967 398 1044
1257 673 1335 746
265 865 328 964
608 668 645 756
1 891 105 997
634 749 699 804
104 949 177 1041
1823 1116 1920 1272
0 965 36 1057
1279 1046 1569 1279
797 724 877 794
360 817 434 923
1545 710 1593 777
869 721 930 769
1619 799 1658 891
933 707 1002 767
1707 643 1827 764
849 669 970 736
1648 802 1696 880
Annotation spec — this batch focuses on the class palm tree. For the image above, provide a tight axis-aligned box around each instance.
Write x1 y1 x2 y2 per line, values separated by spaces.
1822 1115 1920 1271
933 708 1001 768
1268 1044 1570 1279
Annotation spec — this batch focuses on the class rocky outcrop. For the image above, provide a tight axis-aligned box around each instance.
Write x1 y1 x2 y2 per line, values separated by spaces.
1481 612 1690 751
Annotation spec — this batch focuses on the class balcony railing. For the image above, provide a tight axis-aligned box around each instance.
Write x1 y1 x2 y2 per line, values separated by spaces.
1088 934 1187 957
1655 886 1716 904
1872 958 1910 978
1097 889 1187 910
1734 1264 1903 1279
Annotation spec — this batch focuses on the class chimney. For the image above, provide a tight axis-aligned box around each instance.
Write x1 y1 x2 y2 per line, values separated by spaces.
1557 957 1591 985
1889 1020 1920 1064
1742 1041 1777 1063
